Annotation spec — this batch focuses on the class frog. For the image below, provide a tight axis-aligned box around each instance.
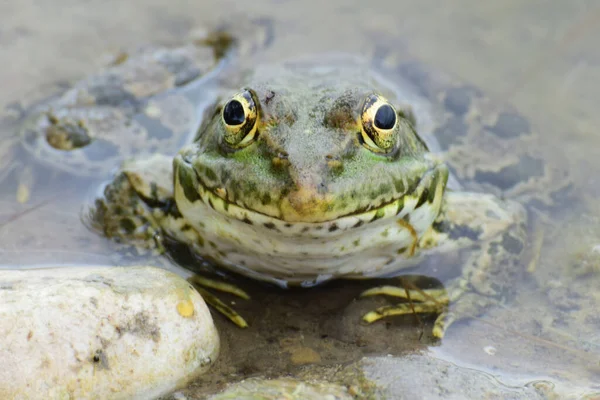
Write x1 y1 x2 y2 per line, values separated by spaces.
86 53 560 339
0 18 273 204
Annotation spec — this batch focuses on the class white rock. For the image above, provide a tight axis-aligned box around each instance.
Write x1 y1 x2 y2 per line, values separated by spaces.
0 266 219 399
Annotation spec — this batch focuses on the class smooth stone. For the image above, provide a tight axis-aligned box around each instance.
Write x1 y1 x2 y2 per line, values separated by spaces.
0 266 219 400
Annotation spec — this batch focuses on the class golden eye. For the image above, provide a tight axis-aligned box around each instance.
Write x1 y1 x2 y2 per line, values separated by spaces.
360 94 398 153
221 89 259 148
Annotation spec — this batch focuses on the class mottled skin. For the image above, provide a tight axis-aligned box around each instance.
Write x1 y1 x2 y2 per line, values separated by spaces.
91 58 528 338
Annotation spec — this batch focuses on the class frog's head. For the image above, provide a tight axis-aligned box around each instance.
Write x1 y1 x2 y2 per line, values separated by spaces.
174 68 447 224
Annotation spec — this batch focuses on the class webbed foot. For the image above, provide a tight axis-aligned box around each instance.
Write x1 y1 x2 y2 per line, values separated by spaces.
360 283 492 338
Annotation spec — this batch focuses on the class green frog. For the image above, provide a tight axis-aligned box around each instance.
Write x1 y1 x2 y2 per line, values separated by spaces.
89 54 548 339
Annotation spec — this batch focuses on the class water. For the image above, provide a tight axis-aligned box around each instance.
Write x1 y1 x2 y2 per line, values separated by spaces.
1 1 600 398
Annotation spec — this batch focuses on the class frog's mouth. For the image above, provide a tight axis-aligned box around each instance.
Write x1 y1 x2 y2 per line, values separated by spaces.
175 154 448 234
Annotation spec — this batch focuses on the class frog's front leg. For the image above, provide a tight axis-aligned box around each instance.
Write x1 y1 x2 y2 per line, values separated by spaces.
87 154 250 327
361 191 528 338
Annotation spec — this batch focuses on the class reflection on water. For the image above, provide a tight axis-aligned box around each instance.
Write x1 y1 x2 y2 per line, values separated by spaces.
1 1 600 397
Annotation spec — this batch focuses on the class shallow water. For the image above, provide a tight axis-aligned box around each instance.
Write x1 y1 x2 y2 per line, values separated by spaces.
1 1 600 398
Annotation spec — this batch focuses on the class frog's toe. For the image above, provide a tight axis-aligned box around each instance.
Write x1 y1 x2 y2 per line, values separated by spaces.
360 284 453 336
188 275 249 328
362 301 445 324
360 285 448 303
189 274 250 300
432 311 455 338
361 299 455 338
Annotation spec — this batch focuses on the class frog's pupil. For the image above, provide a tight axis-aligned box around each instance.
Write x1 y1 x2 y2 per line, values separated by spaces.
374 104 396 130
223 100 245 126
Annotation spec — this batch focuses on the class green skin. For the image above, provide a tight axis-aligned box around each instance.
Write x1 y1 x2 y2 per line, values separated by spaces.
91 59 528 338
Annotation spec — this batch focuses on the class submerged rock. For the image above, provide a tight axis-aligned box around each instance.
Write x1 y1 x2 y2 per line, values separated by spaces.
206 377 354 400
0 266 219 399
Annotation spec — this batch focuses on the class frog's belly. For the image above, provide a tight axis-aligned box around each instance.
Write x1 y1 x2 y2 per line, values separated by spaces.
175 187 442 287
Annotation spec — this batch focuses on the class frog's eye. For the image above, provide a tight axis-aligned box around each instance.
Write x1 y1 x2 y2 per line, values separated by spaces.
221 89 259 148
360 94 398 153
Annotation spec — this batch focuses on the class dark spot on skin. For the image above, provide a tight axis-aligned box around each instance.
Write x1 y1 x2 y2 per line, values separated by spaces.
397 247 407 254
164 200 182 218
147 184 163 204
432 116 468 150
433 220 482 241
392 179 405 194
323 90 360 129
428 178 438 203
263 222 277 230
261 192 272 205
395 198 405 215
353 220 364 228
474 155 544 191
326 157 344 173
243 181 258 198
328 224 339 232
204 167 218 182
501 232 524 255
242 217 253 225
415 188 429 209
315 225 323 230
370 209 385 222
284 223 292 228
265 90 275 105
363 94 378 110
177 164 200 203
208 241 218 249
443 87 472 116
301 226 311 233
485 112 530 138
